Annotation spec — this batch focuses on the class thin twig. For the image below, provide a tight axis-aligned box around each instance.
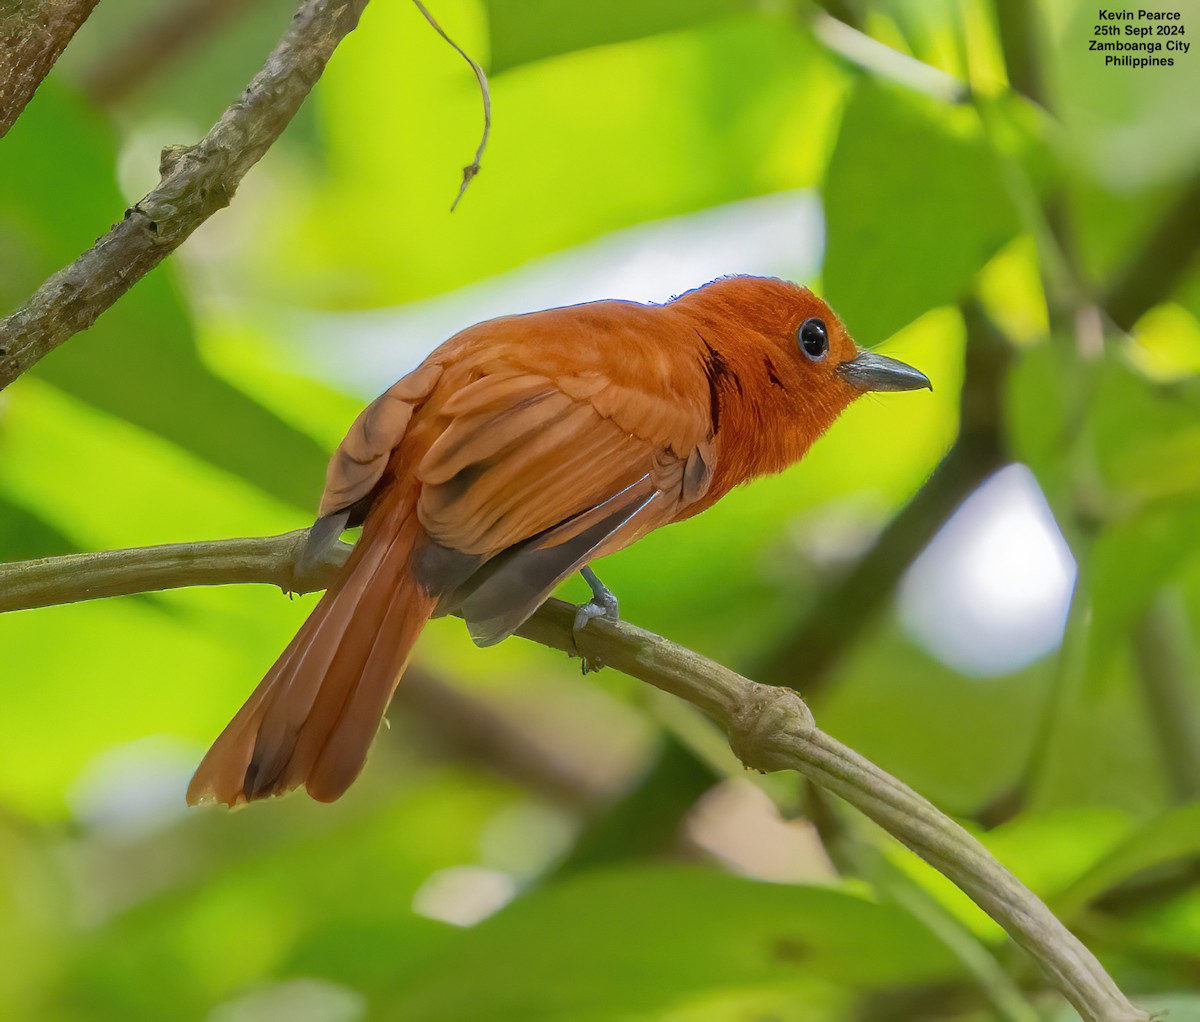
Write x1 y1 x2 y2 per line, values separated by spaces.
410 0 490 211
0 0 370 392
0 535 1150 1022
0 0 100 138
811 10 968 104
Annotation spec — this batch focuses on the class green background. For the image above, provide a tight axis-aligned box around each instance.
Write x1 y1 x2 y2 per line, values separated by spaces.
1 0 1199 1019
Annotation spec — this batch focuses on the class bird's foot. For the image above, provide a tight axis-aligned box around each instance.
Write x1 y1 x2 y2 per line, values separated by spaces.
571 566 619 674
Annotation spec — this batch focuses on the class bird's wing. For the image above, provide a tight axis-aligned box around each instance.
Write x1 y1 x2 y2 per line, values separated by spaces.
415 366 714 645
300 362 445 571
317 361 446 519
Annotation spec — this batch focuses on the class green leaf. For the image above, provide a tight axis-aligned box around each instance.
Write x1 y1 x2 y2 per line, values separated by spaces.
1008 346 1200 675
485 0 752 73
1054 804 1200 919
1128 302 1200 383
1178 264 1200 325
1116 888 1200 961
389 867 963 1020
1057 993 1200 1022
859 0 972 80
0 83 329 511
1004 341 1076 506
0 383 305 813
1046 0 1200 196
33 275 329 512
1070 361 1200 672
1005 335 1200 508
652 986 846 1022
979 808 1134 902
822 79 1021 343
818 622 1046 816
0 820 68 1021
274 5 846 308
1088 362 1200 503
1086 500 1200 679
51 776 508 1020
0 494 77 561
58 0 306 133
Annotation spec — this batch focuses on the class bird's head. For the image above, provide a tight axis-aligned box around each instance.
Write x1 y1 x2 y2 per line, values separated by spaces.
675 275 931 407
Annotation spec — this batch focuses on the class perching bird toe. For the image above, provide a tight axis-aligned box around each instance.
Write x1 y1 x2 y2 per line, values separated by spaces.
570 605 608 674
571 566 620 672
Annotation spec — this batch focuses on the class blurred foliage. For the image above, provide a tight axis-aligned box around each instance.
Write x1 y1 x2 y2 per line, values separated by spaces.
823 80 1025 344
1 0 1199 1020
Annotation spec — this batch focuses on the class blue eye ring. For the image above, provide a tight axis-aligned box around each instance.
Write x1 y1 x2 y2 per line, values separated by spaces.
798 318 828 361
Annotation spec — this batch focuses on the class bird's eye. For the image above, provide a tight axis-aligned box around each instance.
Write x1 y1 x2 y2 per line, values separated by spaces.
798 318 828 361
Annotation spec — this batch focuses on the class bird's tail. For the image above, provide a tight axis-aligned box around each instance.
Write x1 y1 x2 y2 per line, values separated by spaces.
187 494 436 807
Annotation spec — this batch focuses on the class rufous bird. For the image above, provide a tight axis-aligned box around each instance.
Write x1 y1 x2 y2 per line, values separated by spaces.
188 276 930 807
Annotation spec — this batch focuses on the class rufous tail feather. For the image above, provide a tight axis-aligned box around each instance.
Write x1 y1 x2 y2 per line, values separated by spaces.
187 496 435 807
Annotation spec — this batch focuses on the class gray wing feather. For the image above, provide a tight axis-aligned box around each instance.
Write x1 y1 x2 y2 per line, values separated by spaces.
450 475 662 646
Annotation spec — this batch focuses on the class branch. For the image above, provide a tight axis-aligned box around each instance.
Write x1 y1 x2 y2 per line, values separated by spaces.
0 0 99 137
0 532 610 809
0 530 346 613
805 782 1040 1022
526 612 1145 1022
0 0 370 392
0 536 1150 1022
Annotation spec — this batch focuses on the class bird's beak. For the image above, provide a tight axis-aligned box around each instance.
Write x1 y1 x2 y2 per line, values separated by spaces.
837 350 932 393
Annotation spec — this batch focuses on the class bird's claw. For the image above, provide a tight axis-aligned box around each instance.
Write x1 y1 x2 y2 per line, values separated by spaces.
571 567 619 674
571 604 609 674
